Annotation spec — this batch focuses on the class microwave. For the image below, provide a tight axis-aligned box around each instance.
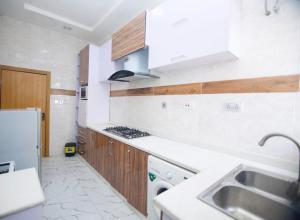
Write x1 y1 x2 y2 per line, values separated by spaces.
80 86 88 100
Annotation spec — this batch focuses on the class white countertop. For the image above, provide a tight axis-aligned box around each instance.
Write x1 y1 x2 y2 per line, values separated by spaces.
0 168 45 218
88 123 297 220
88 123 241 173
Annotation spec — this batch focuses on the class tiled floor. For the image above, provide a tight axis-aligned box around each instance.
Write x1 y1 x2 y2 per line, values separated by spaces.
42 155 142 220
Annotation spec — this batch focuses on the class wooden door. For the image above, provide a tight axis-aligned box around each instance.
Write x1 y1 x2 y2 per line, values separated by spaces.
0 69 49 157
125 145 148 216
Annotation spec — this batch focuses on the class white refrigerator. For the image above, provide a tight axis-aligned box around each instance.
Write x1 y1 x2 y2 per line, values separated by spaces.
0 109 41 178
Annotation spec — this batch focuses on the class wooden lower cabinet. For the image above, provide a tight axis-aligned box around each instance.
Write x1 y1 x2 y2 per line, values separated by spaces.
86 131 148 216
77 126 88 160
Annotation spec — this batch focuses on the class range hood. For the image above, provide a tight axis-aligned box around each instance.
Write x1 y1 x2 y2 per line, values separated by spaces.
108 49 159 82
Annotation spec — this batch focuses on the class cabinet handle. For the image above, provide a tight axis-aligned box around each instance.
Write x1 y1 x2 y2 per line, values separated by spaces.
172 17 188 27
170 55 186 62
108 142 113 156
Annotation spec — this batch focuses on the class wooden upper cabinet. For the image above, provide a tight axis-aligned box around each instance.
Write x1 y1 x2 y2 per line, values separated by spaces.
112 12 146 60
79 45 89 85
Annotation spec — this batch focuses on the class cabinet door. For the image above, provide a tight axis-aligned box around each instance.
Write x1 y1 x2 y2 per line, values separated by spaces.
77 127 88 160
147 2 182 69
125 145 148 216
96 134 126 196
77 126 88 160
87 129 95 167
91 130 98 168
111 140 126 196
147 0 238 69
112 12 146 60
96 133 105 175
97 133 110 180
79 45 89 85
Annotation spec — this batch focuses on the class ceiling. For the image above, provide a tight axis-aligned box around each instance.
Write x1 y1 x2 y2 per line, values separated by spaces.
0 0 165 44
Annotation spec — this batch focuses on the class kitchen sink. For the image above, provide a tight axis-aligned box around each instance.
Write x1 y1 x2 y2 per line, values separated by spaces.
213 185 299 220
235 170 294 200
198 165 300 220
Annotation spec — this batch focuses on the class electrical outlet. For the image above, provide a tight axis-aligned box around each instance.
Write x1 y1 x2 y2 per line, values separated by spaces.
183 102 194 111
54 99 66 105
223 102 242 112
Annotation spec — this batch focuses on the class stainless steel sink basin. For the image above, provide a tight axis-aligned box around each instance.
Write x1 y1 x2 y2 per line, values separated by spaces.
212 185 300 220
235 170 293 200
198 165 300 220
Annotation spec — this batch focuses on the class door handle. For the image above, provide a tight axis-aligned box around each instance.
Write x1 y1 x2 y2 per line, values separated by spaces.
42 112 46 121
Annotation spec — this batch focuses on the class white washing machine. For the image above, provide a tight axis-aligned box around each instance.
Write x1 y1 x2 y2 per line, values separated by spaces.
147 156 195 220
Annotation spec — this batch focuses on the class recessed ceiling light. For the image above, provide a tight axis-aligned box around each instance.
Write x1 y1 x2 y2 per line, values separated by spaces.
63 26 72 31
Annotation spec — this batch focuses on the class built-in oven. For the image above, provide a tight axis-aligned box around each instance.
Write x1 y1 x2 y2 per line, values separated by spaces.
80 85 88 100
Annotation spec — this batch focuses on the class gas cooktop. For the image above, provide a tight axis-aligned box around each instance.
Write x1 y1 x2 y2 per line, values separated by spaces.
103 126 150 139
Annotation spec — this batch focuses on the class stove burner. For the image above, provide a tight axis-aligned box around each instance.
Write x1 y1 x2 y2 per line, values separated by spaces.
104 126 150 139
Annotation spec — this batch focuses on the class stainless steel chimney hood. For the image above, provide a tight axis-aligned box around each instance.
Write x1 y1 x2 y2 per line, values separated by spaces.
108 48 159 82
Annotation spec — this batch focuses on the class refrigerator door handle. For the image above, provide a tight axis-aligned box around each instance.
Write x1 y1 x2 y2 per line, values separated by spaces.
37 145 42 181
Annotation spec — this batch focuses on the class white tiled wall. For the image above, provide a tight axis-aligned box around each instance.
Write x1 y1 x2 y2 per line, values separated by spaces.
110 0 300 171
0 15 88 155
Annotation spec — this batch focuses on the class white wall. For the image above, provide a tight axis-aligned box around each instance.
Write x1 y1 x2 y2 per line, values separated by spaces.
110 0 300 172
0 15 88 155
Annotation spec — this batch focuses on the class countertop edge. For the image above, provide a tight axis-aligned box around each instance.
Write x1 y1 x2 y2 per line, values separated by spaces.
0 168 45 218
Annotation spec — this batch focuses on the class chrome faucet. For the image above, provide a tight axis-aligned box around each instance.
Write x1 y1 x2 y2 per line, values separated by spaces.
258 133 300 201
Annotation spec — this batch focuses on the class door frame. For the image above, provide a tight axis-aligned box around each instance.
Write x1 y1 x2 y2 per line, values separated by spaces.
0 65 51 157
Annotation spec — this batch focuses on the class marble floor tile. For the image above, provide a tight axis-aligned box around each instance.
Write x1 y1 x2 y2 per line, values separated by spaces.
42 155 142 220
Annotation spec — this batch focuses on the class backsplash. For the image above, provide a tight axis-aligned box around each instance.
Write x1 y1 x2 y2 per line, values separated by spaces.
110 0 300 171
0 15 87 155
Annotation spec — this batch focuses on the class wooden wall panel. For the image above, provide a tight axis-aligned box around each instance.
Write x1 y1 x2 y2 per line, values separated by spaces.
110 87 154 97
202 75 300 94
154 83 202 95
112 12 146 60
51 89 76 96
110 74 300 97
